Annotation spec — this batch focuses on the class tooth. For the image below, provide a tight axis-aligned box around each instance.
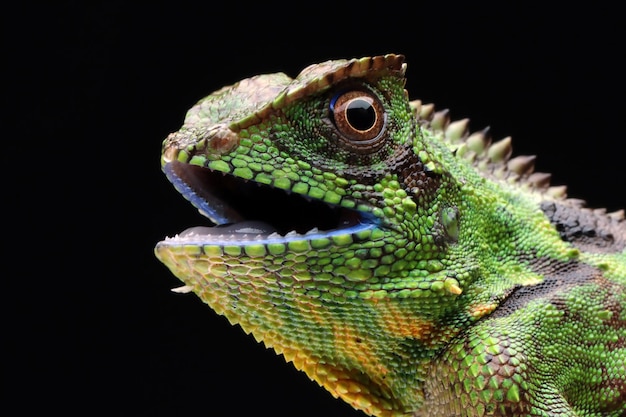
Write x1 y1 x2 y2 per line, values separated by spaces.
171 285 193 294
306 227 319 234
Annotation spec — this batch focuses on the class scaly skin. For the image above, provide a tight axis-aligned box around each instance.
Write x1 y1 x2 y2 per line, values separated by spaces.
154 54 626 416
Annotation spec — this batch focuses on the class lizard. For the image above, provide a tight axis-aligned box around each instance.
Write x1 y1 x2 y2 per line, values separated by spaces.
154 54 626 416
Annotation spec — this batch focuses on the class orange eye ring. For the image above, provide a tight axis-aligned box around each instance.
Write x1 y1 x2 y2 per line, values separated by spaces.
330 90 386 149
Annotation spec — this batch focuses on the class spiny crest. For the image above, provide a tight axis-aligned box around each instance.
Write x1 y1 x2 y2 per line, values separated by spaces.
409 99 560 196
409 99 625 221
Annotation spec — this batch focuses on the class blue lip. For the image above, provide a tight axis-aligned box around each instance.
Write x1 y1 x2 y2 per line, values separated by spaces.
163 162 242 225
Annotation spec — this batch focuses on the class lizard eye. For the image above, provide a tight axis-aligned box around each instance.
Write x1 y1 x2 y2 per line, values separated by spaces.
330 90 386 148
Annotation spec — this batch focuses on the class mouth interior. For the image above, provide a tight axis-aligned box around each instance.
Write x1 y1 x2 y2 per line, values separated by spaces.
165 162 363 237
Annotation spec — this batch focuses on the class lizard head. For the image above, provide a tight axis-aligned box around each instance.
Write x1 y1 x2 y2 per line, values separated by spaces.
155 55 477 416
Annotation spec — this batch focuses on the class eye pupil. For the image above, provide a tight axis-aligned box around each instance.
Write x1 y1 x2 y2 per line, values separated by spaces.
330 89 386 151
345 98 376 131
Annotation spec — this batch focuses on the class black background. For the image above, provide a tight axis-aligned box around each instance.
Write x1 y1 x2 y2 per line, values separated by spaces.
5 2 624 416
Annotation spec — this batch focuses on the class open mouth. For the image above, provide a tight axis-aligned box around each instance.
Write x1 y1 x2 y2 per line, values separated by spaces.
161 161 377 245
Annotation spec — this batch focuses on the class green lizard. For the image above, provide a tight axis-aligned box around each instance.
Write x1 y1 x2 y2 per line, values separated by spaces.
154 54 626 416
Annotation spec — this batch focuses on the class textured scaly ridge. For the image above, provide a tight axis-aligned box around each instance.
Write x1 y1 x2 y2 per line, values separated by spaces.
410 99 626 224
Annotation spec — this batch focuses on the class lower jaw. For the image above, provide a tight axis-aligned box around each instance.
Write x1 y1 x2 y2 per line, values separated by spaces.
158 217 379 248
